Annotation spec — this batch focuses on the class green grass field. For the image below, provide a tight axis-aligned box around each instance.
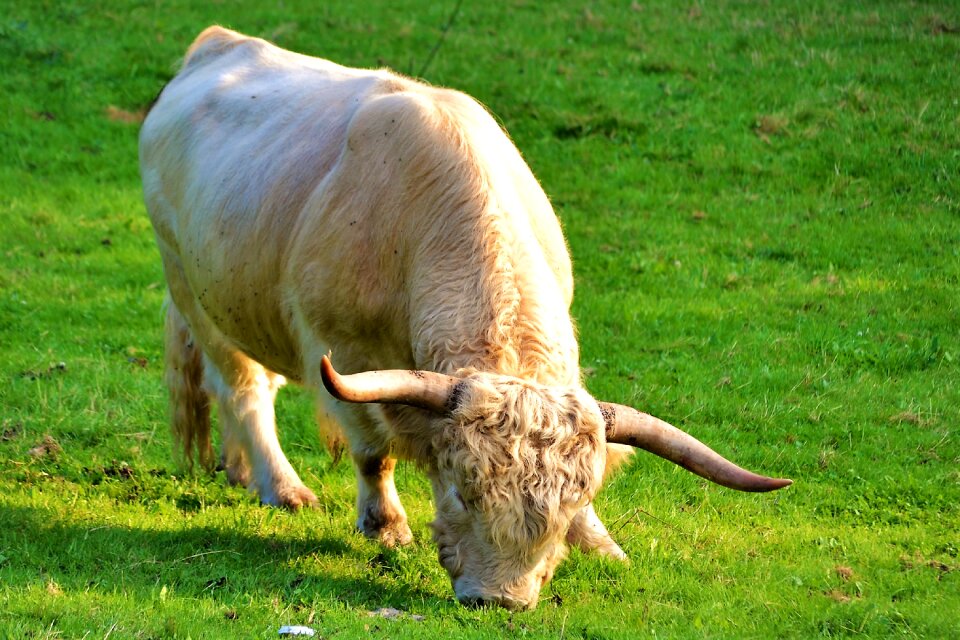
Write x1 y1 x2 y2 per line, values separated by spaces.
2 1 958 637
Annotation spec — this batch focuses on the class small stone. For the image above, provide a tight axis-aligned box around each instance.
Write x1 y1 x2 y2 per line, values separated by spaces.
278 625 315 637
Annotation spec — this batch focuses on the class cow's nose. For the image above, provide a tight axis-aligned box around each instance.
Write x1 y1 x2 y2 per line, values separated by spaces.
458 594 531 611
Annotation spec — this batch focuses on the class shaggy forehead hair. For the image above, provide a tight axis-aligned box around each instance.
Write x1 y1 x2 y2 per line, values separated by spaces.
433 373 607 553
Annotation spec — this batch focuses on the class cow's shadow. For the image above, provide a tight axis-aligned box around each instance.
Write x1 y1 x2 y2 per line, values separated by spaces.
2 503 445 611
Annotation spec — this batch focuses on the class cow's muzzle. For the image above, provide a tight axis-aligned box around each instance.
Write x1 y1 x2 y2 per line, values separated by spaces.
454 575 539 611
457 594 534 612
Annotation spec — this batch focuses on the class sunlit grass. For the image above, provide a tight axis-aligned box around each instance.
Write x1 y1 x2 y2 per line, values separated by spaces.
2 0 958 637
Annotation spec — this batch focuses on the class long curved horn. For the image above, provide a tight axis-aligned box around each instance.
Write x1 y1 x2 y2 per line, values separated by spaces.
598 402 792 492
320 355 459 414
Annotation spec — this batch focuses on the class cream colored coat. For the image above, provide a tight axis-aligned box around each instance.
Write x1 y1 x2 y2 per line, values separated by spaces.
141 26 626 610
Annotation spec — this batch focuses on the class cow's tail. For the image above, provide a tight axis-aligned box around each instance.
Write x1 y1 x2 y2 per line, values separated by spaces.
164 293 216 473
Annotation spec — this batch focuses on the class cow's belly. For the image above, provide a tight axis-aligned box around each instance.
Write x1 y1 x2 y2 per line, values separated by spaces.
192 245 301 379
150 205 301 381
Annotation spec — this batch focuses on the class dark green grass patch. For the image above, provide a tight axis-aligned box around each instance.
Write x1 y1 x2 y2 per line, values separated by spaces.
2 0 958 637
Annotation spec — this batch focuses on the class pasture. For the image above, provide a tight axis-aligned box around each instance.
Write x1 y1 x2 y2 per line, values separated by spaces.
1 0 958 637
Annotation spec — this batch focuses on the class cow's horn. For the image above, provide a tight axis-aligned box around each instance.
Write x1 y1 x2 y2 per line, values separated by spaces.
598 402 792 492
320 355 458 414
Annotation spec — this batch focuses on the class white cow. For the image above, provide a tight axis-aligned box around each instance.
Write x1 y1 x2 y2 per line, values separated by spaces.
140 26 790 610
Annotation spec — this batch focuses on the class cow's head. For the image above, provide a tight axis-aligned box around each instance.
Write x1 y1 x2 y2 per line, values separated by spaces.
428 373 606 609
320 356 790 610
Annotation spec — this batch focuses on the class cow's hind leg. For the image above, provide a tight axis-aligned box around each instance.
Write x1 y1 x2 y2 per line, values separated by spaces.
203 349 317 510
160 249 314 509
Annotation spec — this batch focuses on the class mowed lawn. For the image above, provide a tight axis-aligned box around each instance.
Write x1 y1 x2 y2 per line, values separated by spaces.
1 1 958 638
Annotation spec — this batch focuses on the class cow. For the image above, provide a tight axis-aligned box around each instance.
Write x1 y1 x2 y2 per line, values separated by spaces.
140 26 791 611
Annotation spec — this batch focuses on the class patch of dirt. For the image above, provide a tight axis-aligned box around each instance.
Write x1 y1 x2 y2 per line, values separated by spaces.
818 449 836 470
20 362 67 381
28 435 62 459
899 553 957 578
127 356 149 368
552 114 648 141
102 461 134 480
835 565 854 581
927 15 959 35
27 109 56 121
82 462 137 484
205 576 227 591
1 421 23 441
105 105 146 124
889 411 922 425
928 560 952 572
825 589 851 603
754 114 790 143
367 607 424 622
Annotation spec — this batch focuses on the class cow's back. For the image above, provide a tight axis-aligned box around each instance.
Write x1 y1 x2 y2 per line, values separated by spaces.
141 26 577 384
141 27 396 251
140 27 410 376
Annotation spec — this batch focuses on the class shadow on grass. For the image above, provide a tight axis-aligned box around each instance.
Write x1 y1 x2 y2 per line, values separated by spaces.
0 504 445 610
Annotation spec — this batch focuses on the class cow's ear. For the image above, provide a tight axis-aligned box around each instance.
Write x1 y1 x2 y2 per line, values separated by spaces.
321 355 460 414
598 402 792 493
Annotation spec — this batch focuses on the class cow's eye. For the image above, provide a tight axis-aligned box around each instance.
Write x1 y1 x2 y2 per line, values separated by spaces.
450 486 468 511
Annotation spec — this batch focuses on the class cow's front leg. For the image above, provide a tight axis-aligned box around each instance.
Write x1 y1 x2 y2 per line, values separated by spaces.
566 503 627 560
352 453 412 547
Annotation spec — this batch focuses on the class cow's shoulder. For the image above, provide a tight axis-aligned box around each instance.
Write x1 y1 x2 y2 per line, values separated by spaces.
342 82 453 152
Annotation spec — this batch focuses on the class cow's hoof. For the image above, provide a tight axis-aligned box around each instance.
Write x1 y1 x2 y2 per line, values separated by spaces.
377 521 413 548
265 484 318 511
218 450 252 487
595 541 628 562
566 506 629 561
223 464 251 488
570 534 627 562
358 515 413 547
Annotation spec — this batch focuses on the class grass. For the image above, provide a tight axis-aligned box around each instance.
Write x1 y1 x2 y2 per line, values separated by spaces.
1 0 958 637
